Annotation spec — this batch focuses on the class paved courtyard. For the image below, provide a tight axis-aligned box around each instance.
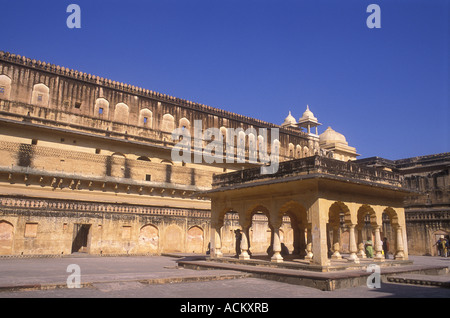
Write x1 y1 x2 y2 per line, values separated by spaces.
0 254 448 300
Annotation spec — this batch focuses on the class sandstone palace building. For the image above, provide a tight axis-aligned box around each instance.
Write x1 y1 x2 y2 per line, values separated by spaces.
0 51 448 260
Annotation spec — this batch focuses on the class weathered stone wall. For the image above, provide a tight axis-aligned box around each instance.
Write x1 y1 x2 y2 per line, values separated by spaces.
0 51 312 162
357 154 450 256
0 196 211 256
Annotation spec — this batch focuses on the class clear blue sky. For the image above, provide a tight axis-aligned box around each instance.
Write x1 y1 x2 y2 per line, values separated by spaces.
1 0 448 160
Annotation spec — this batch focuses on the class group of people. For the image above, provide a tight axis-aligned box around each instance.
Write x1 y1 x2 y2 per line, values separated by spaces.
435 235 449 257
365 237 390 259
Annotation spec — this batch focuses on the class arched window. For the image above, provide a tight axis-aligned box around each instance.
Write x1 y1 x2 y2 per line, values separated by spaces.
0 75 12 100
303 146 309 158
139 108 153 128
94 98 110 118
114 102 129 124
31 83 50 106
296 145 302 158
288 143 295 158
161 114 175 132
179 117 191 131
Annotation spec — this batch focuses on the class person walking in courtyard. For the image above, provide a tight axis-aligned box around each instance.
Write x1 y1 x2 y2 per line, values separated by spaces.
435 235 447 257
365 237 374 258
382 237 389 259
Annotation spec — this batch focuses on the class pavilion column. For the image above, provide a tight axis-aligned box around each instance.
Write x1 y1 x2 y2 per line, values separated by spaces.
357 226 366 258
394 225 405 260
304 226 313 260
347 224 360 263
210 223 223 258
374 226 384 261
331 225 342 259
239 225 251 260
310 199 329 266
296 225 307 257
271 226 283 263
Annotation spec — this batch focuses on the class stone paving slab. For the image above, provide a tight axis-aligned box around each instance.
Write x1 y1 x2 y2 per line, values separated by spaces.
0 254 449 293
0 255 249 291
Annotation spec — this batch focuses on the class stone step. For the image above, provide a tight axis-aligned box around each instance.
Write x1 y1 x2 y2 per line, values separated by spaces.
387 274 450 288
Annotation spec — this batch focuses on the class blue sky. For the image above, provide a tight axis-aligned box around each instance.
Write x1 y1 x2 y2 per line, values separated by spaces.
1 0 448 160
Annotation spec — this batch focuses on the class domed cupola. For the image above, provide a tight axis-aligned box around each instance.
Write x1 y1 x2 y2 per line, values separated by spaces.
298 105 321 135
319 126 359 161
281 111 298 128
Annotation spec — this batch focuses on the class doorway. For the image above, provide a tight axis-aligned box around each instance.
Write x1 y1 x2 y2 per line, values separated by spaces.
72 224 91 253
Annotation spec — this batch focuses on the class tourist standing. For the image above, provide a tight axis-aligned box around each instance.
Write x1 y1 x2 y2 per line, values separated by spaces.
382 237 389 259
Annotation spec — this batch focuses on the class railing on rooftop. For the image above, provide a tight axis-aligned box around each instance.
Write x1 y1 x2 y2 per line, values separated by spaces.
212 155 403 188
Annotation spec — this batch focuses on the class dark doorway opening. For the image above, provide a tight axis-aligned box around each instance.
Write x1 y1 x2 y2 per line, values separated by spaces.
72 224 91 253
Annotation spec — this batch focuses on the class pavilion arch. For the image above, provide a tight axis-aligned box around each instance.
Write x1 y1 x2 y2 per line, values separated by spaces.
245 204 271 226
244 204 271 257
327 201 353 260
354 204 378 258
136 156 151 162
278 201 308 226
328 201 352 226
382 207 407 260
383 207 400 227
212 208 240 255
357 204 378 228
278 200 309 256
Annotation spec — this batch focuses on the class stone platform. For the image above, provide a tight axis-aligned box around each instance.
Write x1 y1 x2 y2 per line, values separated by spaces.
176 254 449 291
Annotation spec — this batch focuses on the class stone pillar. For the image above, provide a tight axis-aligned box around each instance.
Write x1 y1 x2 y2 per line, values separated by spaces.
347 224 360 263
304 226 313 260
210 223 223 258
310 199 329 266
374 226 384 261
357 227 366 258
394 226 405 260
271 227 283 263
239 225 251 260
331 226 342 259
